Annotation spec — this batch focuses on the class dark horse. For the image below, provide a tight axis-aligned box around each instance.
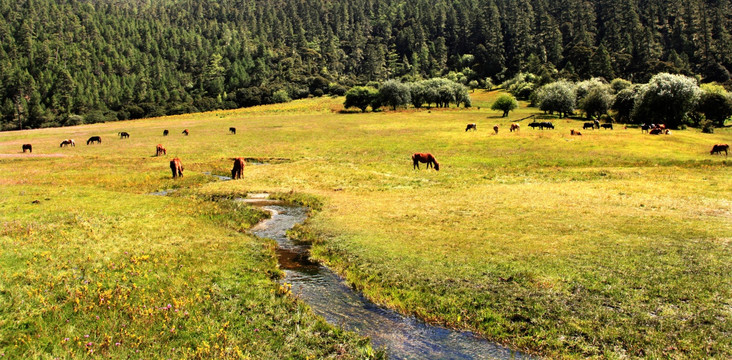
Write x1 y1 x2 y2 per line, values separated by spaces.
22 144 32 153
87 136 101 145
170 158 183 178
412 153 439 171
118 132 130 139
229 127 236 134
231 157 245 179
163 129 169 136
182 129 189 136
710 144 729 156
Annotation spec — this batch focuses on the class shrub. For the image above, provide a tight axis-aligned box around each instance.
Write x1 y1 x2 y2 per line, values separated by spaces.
344 86 379 112
491 94 518 117
272 90 291 103
632 73 701 129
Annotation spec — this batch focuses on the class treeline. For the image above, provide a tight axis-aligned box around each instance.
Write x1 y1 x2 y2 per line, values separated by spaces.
510 73 732 130
345 78 471 112
1 0 731 130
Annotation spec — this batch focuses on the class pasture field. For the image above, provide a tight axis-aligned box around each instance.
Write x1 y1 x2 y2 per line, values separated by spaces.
1 91 730 359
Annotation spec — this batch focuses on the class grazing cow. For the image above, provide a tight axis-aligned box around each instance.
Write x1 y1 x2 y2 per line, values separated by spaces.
170 158 183 178
641 124 651 133
593 119 600 129
163 129 169 136
601 123 613 130
87 136 101 145
231 157 246 179
493 125 499 134
510 123 520 132
118 132 130 139
60 139 75 147
528 122 541 129
229 127 236 134
155 144 167 156
182 129 189 136
465 123 477 131
22 144 32 153
583 122 595 130
649 128 663 135
710 144 729 156
540 122 555 129
412 153 439 171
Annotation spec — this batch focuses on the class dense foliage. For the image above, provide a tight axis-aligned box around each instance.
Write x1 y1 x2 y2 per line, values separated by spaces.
1 0 731 130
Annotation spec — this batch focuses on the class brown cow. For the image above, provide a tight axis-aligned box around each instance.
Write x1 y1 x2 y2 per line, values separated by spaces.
231 157 246 179
710 144 729 156
412 153 439 171
155 144 167 156
510 123 520 132
22 144 32 153
493 125 499 134
170 158 183 178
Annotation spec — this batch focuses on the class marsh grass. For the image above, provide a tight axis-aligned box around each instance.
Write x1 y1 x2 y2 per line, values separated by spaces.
1 91 730 358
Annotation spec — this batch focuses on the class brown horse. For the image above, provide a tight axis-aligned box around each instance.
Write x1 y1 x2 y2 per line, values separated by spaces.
231 157 245 179
493 125 499 134
510 123 520 132
22 144 32 153
155 144 167 156
465 123 477 131
170 158 183 178
710 144 729 156
412 153 439 171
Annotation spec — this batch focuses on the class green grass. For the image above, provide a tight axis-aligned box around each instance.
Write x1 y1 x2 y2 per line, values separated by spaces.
1 91 730 358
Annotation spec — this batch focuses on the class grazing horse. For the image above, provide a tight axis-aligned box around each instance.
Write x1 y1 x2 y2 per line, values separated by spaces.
231 157 245 179
182 129 189 136
465 123 477 131
600 123 613 130
118 132 130 139
510 123 520 132
583 122 595 130
710 144 729 156
22 144 32 153
163 129 169 136
155 144 167 156
229 127 236 134
493 125 499 134
170 158 183 178
412 153 439 171
60 139 75 147
87 136 101 145
540 122 555 129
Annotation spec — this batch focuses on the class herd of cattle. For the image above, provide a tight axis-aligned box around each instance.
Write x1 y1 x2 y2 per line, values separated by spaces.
14 123 729 177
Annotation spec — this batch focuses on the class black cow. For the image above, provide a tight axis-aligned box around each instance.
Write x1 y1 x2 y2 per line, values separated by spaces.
641 124 651 133
528 122 541 129
583 122 595 130
540 122 554 129
87 136 102 145
22 144 32 153
465 123 477 131
163 129 169 136
118 132 130 139
601 124 613 130
229 127 236 134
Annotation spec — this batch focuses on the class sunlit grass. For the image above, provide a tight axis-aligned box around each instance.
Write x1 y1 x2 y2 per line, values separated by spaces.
1 93 730 358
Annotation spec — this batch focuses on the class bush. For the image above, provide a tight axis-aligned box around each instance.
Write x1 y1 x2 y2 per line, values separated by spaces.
378 80 411 110
535 80 576 118
610 78 632 93
632 73 701 128
491 94 518 117
344 86 379 112
272 89 291 103
313 88 325 97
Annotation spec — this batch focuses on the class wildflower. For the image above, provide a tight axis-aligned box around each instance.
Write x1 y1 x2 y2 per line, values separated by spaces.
115 342 121 346
84 335 89 338
86 342 93 347
63 338 69 343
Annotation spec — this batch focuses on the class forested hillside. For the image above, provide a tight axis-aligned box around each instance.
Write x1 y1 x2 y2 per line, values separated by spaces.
1 0 730 129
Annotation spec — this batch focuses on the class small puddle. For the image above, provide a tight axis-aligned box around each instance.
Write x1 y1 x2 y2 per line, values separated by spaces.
202 171 232 181
245 197 535 360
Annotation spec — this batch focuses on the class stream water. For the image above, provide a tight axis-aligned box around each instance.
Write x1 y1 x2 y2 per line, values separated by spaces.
245 198 535 360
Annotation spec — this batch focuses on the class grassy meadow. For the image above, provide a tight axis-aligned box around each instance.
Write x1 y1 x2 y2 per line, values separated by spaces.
1 91 730 359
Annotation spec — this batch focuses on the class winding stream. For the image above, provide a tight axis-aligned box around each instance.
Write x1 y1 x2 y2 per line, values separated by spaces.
243 196 534 360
